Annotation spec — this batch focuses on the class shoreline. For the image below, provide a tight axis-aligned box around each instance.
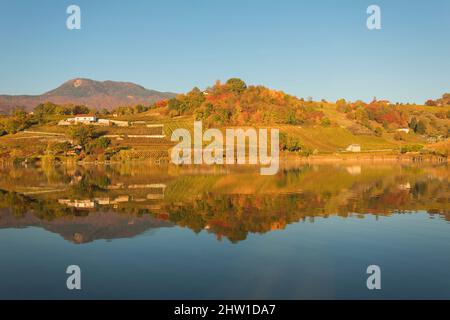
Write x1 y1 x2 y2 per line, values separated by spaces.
1 151 447 168
280 152 448 164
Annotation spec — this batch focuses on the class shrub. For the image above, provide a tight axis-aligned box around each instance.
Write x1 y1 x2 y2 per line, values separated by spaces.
300 147 314 157
374 127 383 137
280 133 302 152
400 144 424 154
85 137 111 155
320 117 331 127
47 141 72 155
394 132 407 141
415 120 427 134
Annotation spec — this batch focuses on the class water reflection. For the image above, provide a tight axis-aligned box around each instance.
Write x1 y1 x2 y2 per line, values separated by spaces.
0 163 448 244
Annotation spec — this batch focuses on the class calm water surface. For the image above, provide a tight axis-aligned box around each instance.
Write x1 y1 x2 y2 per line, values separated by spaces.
0 163 448 299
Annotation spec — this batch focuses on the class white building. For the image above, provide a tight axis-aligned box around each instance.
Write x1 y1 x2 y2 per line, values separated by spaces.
346 144 361 153
396 128 410 134
74 115 97 123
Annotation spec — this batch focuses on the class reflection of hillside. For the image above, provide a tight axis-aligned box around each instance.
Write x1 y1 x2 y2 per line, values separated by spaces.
0 163 448 243
163 178 448 242
0 207 173 244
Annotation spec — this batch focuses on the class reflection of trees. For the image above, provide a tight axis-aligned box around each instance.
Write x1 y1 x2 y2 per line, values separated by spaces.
69 173 110 198
0 190 31 218
163 175 448 243
0 164 448 243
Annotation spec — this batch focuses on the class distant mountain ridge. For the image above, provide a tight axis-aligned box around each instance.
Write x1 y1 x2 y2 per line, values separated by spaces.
0 78 177 113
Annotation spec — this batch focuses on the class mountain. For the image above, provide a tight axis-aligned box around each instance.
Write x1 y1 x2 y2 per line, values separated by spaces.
0 78 177 113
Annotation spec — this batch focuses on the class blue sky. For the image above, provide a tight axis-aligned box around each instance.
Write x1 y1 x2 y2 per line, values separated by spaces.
0 0 449 103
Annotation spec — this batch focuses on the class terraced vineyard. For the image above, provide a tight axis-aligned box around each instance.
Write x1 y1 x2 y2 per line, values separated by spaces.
279 125 397 153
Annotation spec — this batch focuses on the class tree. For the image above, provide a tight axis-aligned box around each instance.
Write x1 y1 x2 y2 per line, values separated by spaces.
415 120 427 134
73 105 90 115
409 117 418 130
336 99 348 113
226 78 247 94
425 99 437 106
47 141 72 155
85 137 111 155
4 119 20 134
68 125 96 147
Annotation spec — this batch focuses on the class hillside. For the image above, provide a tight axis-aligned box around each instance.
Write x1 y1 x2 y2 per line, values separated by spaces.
0 78 176 113
0 78 448 163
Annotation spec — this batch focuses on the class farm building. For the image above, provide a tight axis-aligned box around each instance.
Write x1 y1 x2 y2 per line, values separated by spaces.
74 115 97 123
346 144 361 152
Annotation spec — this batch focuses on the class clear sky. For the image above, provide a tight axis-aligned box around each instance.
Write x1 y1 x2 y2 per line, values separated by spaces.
0 0 449 103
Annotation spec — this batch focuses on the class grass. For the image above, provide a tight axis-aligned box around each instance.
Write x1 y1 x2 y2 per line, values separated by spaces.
279 125 396 152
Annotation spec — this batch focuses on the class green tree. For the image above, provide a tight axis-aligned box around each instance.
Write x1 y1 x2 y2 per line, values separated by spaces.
69 125 96 147
415 120 427 134
409 117 417 131
47 141 72 155
226 78 247 94
73 105 91 115
4 119 20 134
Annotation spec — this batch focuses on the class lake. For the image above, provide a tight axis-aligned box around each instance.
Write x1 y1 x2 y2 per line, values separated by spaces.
0 162 448 299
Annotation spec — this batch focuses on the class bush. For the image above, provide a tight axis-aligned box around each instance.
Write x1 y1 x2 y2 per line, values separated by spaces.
374 127 383 137
47 141 72 155
280 133 302 152
300 147 314 157
85 137 111 155
320 117 331 127
68 125 97 146
400 144 424 154
95 137 111 149
394 132 407 141
415 120 427 134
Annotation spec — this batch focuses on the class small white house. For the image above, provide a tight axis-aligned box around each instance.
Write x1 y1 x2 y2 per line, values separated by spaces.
396 128 410 134
346 144 361 153
74 115 97 123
